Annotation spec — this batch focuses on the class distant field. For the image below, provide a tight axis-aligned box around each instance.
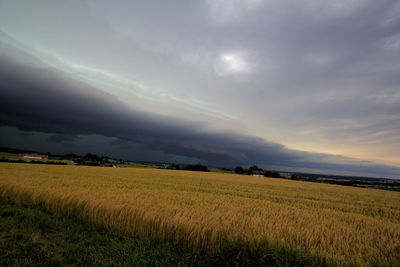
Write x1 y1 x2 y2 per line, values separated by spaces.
0 152 73 165
0 152 20 160
116 162 155 168
210 168 233 174
0 163 399 266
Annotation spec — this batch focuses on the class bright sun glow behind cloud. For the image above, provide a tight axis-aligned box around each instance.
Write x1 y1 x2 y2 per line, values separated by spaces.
214 52 250 76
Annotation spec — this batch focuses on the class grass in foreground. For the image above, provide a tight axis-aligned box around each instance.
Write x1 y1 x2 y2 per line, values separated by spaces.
0 201 195 266
0 201 318 266
0 163 399 266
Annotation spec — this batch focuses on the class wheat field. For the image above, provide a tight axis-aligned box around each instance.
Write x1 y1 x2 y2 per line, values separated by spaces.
0 163 399 266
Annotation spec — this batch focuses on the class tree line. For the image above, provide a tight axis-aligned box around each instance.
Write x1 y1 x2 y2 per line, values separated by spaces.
234 165 281 178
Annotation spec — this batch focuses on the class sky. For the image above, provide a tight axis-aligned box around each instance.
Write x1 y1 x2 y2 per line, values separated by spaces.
0 0 400 178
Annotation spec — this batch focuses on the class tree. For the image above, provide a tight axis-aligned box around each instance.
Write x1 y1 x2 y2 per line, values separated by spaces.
171 164 180 170
247 165 263 175
184 163 209 172
264 170 281 178
234 166 245 174
83 153 100 162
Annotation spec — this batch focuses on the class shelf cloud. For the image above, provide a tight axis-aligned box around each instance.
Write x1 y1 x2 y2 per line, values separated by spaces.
0 0 399 178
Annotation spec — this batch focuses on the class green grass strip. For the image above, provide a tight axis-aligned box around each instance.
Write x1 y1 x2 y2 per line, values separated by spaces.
0 201 326 266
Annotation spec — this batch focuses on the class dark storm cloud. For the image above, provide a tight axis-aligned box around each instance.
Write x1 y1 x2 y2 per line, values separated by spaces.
1 47 400 178
47 134 77 143
19 132 33 137
0 50 291 165
1 1 400 177
1 0 399 158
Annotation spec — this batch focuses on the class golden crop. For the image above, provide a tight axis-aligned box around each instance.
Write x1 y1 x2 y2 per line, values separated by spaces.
0 163 399 266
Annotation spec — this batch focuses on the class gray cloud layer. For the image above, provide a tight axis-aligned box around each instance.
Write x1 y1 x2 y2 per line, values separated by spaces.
0 0 400 177
1 44 399 178
0 49 291 165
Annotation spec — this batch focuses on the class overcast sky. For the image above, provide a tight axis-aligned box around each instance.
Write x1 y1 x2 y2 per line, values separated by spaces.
1 0 399 178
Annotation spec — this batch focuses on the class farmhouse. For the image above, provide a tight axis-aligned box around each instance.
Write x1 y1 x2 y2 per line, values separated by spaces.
251 170 264 177
102 163 117 168
18 153 48 160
